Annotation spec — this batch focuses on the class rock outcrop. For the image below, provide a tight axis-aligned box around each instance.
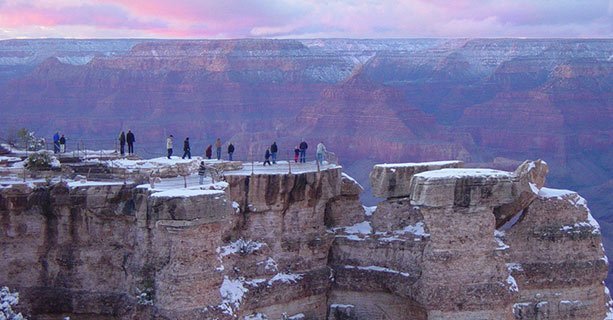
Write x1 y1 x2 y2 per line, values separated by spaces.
0 160 610 319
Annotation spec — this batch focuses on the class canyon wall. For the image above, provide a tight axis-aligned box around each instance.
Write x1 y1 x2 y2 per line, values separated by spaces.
1 160 611 319
0 40 610 272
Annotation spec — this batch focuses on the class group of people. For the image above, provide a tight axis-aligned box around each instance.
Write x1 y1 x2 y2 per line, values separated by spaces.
52 131 67 154
263 139 327 166
118 130 136 156
165 136 234 161
115 131 327 165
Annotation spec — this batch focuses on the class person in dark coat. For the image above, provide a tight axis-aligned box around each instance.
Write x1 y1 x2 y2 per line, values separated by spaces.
299 139 308 163
59 134 66 153
182 137 191 159
119 131 126 156
263 148 271 166
53 132 60 154
227 143 235 161
270 142 278 164
294 146 300 163
126 130 135 155
198 161 206 185
205 145 212 159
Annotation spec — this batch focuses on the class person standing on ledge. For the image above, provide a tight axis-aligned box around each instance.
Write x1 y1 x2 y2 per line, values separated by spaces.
166 135 174 159
59 134 66 153
299 139 308 163
215 138 222 160
126 130 135 155
227 142 235 161
270 141 278 164
294 145 300 163
205 144 212 159
118 131 126 156
198 161 206 185
263 148 272 166
53 131 60 154
182 137 191 159
316 141 327 165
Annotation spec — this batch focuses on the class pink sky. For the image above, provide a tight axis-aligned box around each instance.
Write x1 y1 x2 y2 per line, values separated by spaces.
0 0 611 39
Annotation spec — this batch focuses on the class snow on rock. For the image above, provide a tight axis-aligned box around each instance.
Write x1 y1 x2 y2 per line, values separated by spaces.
363 206 376 217
394 222 429 237
286 313 305 319
150 189 224 198
507 275 519 292
232 201 240 213
343 221 372 234
257 257 278 272
494 230 510 251
67 180 126 188
413 168 513 180
375 160 462 168
344 265 410 277
341 172 362 189
0 286 25 320
267 272 303 286
243 313 269 320
529 182 540 194
217 239 266 257
604 285 613 320
219 276 248 315
506 263 524 272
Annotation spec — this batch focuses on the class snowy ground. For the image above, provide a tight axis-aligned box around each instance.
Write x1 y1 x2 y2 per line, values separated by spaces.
225 160 339 176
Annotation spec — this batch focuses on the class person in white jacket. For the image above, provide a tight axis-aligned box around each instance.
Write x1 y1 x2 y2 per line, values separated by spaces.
166 135 174 159
316 142 327 165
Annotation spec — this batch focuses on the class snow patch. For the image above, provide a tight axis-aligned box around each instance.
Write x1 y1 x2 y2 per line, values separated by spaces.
363 206 376 216
341 172 362 189
529 182 540 194
232 201 240 213
150 188 224 198
343 221 372 234
0 286 25 320
268 273 303 286
495 230 510 250
217 239 265 257
413 168 513 180
375 160 461 168
394 222 429 237
507 275 519 292
219 276 247 315
344 265 409 277
243 313 268 320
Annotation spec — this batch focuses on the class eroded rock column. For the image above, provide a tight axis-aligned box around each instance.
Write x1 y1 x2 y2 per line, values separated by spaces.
410 168 518 319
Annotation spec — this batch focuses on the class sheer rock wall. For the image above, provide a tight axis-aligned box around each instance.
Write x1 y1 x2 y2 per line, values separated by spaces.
0 160 610 319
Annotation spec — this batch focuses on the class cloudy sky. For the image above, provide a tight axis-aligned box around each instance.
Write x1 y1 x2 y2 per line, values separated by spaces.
0 0 611 39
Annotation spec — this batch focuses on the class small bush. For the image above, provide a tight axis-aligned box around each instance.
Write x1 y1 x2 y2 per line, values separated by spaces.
26 152 52 170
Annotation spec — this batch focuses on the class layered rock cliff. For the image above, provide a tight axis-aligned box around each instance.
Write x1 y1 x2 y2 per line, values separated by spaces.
0 160 610 319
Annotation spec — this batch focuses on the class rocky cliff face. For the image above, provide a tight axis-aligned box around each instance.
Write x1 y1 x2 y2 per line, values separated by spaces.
0 160 610 319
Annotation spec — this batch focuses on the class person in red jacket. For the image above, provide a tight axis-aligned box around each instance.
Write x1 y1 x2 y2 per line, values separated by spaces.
205 145 212 159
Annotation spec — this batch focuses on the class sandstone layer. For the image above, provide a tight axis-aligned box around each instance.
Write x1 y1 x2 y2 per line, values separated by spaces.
0 160 610 319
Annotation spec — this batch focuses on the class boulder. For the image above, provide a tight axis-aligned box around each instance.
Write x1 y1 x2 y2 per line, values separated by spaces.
369 161 463 199
409 168 517 208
